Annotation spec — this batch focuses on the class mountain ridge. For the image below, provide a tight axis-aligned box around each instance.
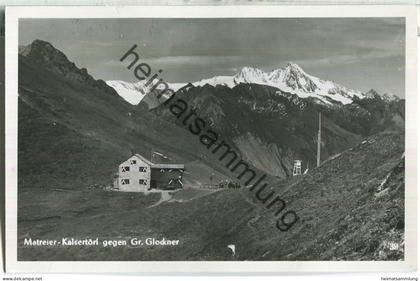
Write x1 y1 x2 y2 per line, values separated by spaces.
107 62 399 106
20 39 117 97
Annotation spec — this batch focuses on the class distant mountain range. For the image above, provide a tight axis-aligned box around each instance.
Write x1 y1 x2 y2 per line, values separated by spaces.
107 62 399 106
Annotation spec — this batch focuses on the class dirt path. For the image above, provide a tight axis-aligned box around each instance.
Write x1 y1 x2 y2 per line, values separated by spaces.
147 191 173 208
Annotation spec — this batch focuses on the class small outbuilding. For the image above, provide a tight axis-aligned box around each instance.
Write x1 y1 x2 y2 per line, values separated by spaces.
113 154 184 192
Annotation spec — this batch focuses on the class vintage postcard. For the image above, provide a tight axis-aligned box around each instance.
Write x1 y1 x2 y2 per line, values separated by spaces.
4 5 417 273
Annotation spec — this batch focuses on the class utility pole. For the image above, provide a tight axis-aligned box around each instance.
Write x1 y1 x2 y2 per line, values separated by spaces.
317 112 321 167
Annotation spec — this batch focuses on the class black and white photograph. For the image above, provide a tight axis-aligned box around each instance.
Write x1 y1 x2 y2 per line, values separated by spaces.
4 5 418 274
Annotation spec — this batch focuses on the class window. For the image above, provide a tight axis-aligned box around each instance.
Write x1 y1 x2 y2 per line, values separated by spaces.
139 167 147 172
122 166 130 172
139 179 147 185
130 160 137 165
121 179 130 185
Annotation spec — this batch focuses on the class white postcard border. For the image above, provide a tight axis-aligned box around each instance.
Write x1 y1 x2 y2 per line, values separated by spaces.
5 5 418 273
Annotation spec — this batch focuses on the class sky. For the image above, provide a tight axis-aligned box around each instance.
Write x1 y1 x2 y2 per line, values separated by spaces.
19 18 405 97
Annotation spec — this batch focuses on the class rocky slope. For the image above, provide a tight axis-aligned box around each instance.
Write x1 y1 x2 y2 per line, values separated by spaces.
154 81 403 178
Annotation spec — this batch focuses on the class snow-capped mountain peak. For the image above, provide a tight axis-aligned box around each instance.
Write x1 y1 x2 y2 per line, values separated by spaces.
279 62 318 93
364 89 400 102
285 62 306 73
365 89 381 99
106 80 148 105
107 62 372 106
234 66 267 84
382 93 400 102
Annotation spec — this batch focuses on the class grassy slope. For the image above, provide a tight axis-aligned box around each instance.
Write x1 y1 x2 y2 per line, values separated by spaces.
18 100 124 190
18 131 404 261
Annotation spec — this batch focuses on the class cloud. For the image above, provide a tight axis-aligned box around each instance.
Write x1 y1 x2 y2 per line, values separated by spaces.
293 50 404 68
105 55 248 67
